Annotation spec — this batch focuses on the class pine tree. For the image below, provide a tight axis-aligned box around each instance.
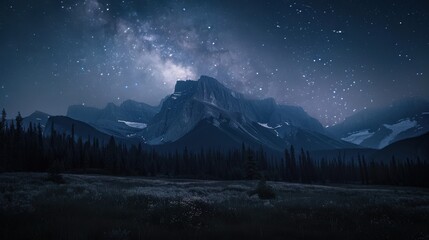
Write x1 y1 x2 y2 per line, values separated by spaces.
246 150 258 180
71 124 75 142
174 149 180 175
15 112 23 139
106 136 118 173
290 145 297 181
183 146 189 175
284 148 292 181
0 108 6 134
299 148 306 183
306 150 313 182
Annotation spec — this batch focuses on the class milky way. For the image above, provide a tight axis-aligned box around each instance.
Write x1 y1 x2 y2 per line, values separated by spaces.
1 0 428 126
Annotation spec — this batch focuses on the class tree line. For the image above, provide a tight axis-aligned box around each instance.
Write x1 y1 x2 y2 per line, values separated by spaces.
0 109 428 187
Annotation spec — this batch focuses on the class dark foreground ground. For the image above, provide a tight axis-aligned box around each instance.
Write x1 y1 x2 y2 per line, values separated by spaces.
0 173 428 240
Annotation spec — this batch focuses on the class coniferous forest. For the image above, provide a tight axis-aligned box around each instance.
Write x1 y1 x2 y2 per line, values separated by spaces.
1 109 428 187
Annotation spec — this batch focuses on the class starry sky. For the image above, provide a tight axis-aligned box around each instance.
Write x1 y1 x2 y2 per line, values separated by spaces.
1 0 428 126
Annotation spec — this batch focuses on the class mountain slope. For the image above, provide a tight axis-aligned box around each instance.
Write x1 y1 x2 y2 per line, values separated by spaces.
327 98 429 149
22 111 51 129
44 116 113 144
67 100 160 139
371 131 429 162
157 119 284 152
56 76 358 152
143 75 352 151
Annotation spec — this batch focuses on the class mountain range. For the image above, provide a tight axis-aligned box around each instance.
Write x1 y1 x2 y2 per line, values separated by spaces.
17 76 429 160
60 76 355 152
327 97 429 149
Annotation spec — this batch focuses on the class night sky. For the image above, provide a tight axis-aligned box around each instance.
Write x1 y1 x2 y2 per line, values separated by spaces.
1 0 428 126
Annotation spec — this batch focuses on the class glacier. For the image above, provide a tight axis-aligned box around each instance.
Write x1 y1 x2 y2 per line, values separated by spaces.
379 119 417 148
118 120 147 129
341 129 375 145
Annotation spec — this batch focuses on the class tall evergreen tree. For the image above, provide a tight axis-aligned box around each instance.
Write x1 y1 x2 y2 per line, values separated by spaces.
284 148 292 181
246 150 258 180
290 145 297 181
15 112 23 139
0 108 6 134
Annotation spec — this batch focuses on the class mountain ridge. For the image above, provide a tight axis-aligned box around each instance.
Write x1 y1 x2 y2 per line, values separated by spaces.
142 75 350 151
327 97 429 149
13 76 366 152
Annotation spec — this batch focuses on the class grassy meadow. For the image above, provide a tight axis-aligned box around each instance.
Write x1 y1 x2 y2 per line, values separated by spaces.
1 172 428 239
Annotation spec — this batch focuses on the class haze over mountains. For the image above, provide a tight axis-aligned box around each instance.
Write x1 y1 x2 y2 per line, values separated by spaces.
17 76 429 159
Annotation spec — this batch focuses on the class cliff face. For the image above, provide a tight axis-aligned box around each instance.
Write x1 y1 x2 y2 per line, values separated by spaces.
143 76 328 151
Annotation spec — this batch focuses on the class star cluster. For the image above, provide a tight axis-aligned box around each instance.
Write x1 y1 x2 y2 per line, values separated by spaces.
0 0 428 126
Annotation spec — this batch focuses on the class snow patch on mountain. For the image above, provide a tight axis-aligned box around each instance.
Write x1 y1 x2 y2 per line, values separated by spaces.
258 123 282 129
118 120 147 129
258 123 271 129
209 92 217 105
171 92 182 100
341 130 374 145
422 112 429 115
258 122 282 137
379 119 417 148
274 130 279 137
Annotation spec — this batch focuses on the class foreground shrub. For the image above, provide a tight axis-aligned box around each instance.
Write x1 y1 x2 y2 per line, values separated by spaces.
248 179 276 199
